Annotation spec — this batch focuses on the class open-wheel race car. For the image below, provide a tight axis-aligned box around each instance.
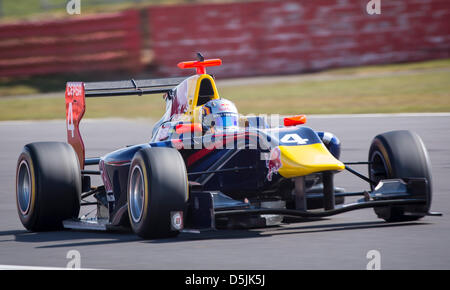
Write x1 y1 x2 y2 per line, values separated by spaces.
15 54 441 239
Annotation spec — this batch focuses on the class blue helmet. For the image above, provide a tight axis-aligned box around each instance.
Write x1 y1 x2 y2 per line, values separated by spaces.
202 99 239 133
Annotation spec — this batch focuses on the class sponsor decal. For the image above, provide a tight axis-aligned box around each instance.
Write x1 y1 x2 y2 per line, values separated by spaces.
170 211 184 231
280 133 309 145
266 147 282 181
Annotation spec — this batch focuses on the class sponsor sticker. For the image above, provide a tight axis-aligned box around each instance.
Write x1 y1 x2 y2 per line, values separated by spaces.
266 147 282 181
170 211 184 231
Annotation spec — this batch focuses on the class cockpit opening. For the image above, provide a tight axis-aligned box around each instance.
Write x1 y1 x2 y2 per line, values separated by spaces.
197 78 215 106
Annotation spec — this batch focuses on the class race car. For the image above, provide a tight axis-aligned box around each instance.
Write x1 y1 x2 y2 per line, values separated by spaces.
15 54 440 239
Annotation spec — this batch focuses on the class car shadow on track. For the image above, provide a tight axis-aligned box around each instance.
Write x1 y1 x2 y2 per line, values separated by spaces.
256 220 429 236
3 220 430 247
0 229 28 237
8 228 140 249
147 220 430 244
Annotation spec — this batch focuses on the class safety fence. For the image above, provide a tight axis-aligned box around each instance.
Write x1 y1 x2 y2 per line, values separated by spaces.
0 0 448 78
0 10 141 77
149 0 450 77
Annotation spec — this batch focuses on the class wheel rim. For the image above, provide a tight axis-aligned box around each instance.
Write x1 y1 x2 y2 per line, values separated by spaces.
369 151 389 186
129 165 145 223
17 160 32 215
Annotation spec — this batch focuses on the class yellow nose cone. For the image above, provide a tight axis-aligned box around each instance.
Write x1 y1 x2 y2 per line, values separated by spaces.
278 143 345 178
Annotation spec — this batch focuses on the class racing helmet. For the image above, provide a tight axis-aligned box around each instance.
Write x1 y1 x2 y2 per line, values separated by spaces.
202 99 239 133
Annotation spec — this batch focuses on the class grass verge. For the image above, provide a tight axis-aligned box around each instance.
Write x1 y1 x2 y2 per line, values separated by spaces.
0 60 449 121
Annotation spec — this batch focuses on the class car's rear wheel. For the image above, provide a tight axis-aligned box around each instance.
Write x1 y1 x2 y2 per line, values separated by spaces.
16 142 81 231
127 147 188 239
368 130 432 222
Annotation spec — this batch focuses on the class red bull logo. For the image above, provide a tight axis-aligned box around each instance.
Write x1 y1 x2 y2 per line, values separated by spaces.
266 147 282 181
219 102 231 112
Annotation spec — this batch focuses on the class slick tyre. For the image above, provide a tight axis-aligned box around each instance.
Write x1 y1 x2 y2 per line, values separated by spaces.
127 147 188 239
16 142 81 231
368 130 432 222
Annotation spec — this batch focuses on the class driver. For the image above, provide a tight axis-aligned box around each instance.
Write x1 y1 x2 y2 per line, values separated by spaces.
201 99 239 134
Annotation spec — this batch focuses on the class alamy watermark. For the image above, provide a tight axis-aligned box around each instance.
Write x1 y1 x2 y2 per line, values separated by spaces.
162 113 284 162
66 1 380 16
366 0 381 15
366 249 381 270
66 0 81 15
66 249 81 269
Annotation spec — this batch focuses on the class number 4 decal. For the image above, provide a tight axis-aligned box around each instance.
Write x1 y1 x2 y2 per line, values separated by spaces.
280 133 309 145
67 102 75 138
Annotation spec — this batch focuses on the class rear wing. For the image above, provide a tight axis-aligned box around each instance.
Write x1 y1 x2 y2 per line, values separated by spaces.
65 77 185 168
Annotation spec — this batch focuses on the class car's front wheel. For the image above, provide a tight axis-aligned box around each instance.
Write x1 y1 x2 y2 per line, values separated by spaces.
127 147 188 239
368 130 432 222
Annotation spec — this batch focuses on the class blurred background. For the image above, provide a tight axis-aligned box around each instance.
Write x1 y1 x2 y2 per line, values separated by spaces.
0 0 449 120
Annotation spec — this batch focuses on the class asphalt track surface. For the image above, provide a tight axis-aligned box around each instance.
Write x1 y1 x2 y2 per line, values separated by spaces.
0 114 449 269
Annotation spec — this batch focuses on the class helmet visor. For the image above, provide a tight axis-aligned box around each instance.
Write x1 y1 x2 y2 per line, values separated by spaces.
212 113 238 130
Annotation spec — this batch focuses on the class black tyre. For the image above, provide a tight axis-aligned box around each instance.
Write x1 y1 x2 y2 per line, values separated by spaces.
368 130 432 222
127 147 188 239
16 142 81 231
